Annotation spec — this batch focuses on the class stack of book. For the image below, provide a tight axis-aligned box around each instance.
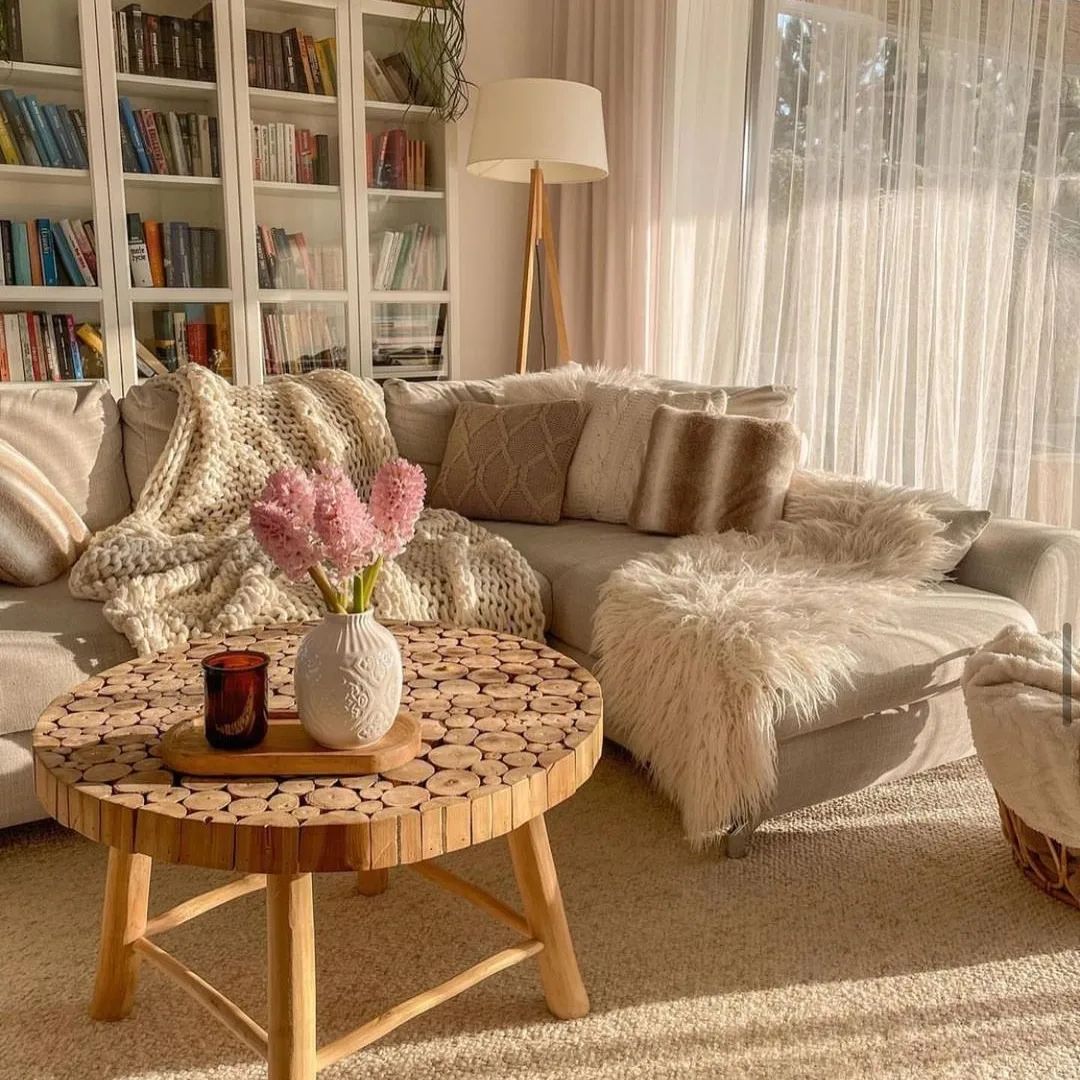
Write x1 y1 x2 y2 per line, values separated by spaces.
0 90 90 169
370 226 444 292
1 1 23 61
255 226 343 290
0 312 96 381
251 123 332 185
371 304 444 370
366 129 426 190
262 307 345 376
119 99 220 177
0 218 97 286
127 215 221 288
363 50 434 106
114 3 216 82
144 303 231 374
247 29 336 95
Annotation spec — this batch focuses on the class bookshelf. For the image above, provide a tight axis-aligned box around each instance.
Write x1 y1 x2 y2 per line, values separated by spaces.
0 0 459 391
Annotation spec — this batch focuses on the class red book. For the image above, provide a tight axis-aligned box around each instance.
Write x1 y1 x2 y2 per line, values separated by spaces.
140 110 169 174
24 312 43 380
143 220 165 287
0 317 8 380
185 319 209 366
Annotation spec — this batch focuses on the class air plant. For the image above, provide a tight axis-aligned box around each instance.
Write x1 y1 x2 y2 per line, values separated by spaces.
404 0 471 123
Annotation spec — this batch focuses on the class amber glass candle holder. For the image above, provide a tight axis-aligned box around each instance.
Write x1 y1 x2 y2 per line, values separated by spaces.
202 651 269 750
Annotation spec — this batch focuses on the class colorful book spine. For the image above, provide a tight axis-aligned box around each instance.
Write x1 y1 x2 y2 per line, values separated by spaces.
119 98 152 173
35 219 57 285
49 221 82 285
9 221 30 285
0 107 21 165
0 90 37 166
22 96 62 167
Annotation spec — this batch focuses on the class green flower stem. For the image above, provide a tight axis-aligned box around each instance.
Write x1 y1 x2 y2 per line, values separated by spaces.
360 557 383 612
309 565 346 614
351 571 365 614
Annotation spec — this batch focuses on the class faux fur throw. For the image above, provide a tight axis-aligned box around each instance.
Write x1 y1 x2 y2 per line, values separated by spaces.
70 367 545 654
594 471 957 847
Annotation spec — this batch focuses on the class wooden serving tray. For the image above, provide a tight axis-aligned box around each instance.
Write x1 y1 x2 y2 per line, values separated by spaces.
161 710 421 777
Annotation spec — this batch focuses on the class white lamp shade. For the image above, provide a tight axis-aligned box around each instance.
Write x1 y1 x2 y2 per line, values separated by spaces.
466 78 608 184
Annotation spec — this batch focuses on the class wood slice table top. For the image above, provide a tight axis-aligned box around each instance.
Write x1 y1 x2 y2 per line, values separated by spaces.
32 623 603 874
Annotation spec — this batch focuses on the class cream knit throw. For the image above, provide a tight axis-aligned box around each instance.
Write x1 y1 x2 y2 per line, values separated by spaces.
593 471 957 848
70 367 544 654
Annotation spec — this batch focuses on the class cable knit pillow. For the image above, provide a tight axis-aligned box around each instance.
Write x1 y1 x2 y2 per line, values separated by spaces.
563 383 727 523
431 399 587 524
630 407 800 536
0 437 91 586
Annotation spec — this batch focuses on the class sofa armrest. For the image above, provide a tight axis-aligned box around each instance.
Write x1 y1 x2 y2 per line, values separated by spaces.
954 517 1080 632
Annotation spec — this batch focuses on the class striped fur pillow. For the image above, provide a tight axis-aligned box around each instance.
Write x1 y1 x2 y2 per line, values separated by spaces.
0 437 91 586
630 407 799 536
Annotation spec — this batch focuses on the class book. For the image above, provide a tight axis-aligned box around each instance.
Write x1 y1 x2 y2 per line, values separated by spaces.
58 219 95 285
135 338 169 377
0 317 8 380
127 214 153 287
9 220 30 285
364 51 397 102
2 0 23 62
0 106 20 164
26 220 41 286
69 219 97 282
49 221 81 285
35 219 57 285
143 220 165 286
23 95 62 168
119 98 152 173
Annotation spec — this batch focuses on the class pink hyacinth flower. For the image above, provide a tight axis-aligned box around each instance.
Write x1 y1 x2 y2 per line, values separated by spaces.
257 466 317 526
250 499 320 580
311 461 378 576
369 458 426 559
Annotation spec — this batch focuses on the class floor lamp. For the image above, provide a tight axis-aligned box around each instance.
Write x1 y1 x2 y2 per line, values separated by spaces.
466 78 608 374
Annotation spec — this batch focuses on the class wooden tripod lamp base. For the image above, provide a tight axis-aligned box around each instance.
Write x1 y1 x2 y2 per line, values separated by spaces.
517 166 572 374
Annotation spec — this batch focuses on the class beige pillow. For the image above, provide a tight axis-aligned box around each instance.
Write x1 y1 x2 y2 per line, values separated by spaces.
645 376 796 420
120 377 179 503
0 437 91 586
563 383 728 524
630 407 800 536
431 400 588 524
383 377 497 486
0 380 130 530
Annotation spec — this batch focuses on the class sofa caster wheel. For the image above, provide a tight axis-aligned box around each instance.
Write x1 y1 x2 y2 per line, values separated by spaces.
723 820 757 859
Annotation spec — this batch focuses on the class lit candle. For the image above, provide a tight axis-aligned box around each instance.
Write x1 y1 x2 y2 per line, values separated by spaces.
202 650 269 750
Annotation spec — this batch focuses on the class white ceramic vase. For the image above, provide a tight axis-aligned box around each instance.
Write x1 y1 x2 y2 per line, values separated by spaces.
294 611 403 750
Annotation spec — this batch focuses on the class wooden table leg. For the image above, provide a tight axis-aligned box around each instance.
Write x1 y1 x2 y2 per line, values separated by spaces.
90 849 152 1020
355 869 389 896
266 873 317 1080
507 815 589 1019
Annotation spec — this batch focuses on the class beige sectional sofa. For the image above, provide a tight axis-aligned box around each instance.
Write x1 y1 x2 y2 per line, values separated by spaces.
3 376 1079 854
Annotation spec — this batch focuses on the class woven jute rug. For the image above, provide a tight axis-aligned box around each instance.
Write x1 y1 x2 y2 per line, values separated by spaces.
2 753 1079 1080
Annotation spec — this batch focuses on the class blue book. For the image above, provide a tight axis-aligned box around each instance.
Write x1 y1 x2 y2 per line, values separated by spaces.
63 315 84 379
119 98 151 173
23 96 62 167
35 219 57 285
50 221 81 285
43 105 76 168
10 221 31 284
0 90 40 166
58 107 88 168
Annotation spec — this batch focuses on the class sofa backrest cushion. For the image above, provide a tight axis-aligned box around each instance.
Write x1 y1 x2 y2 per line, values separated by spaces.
0 380 130 531
631 407 800 536
120 378 180 503
383 377 497 486
431 399 588 524
0 437 91 586
563 382 728 524
645 376 796 420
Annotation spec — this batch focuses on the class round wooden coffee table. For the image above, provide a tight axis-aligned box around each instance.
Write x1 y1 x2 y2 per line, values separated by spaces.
32 622 603 1079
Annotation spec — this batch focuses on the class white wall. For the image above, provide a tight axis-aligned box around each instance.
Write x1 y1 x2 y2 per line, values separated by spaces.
455 0 554 379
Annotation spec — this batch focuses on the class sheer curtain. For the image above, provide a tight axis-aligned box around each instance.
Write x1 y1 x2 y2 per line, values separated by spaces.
736 0 1080 526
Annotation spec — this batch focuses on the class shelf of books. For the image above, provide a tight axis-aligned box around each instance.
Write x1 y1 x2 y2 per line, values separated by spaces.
96 0 246 384
355 0 457 381
231 0 359 380
0 0 122 391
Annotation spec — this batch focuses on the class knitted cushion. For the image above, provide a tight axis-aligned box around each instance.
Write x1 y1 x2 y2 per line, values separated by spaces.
0 437 90 586
563 383 727 524
431 400 588 525
630 407 799 536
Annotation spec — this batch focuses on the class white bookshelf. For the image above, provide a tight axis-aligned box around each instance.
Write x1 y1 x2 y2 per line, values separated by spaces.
0 0 459 391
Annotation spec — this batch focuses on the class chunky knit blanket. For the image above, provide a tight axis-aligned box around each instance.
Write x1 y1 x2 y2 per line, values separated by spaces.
594 472 958 848
70 367 544 654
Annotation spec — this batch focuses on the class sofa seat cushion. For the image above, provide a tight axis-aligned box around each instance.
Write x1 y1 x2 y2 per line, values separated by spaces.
786 583 1036 738
477 519 676 653
0 576 134 736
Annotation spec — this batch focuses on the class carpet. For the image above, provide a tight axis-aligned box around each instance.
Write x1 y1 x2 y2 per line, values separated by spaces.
1 752 1079 1080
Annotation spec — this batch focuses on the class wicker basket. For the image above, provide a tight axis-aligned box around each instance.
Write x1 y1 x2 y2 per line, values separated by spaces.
996 792 1080 909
